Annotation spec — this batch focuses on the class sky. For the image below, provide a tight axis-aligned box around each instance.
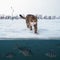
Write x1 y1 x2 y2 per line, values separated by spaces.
0 0 60 15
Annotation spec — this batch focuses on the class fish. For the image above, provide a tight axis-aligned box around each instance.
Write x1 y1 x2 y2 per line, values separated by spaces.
5 52 14 58
45 49 56 58
18 47 32 56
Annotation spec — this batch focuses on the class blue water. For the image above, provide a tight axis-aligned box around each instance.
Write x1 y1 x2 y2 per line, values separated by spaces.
0 38 60 60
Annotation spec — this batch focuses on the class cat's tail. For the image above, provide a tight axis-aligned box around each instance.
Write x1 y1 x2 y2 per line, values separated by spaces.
19 14 26 19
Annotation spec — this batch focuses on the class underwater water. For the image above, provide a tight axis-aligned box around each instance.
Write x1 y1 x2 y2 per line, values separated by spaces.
0 39 60 60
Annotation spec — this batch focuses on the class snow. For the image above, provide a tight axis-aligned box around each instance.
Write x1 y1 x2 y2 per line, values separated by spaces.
0 19 60 39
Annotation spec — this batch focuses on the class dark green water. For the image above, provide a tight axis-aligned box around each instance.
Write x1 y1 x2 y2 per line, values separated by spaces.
0 38 60 60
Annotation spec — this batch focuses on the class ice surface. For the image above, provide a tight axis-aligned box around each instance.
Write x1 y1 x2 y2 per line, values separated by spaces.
0 19 60 39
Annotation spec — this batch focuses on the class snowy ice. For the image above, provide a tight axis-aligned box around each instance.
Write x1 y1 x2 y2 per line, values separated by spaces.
0 19 60 39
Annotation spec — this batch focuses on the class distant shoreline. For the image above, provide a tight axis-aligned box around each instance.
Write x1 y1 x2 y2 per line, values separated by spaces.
0 15 60 20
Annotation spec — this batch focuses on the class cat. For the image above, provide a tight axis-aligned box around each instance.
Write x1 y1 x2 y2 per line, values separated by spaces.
19 14 37 33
